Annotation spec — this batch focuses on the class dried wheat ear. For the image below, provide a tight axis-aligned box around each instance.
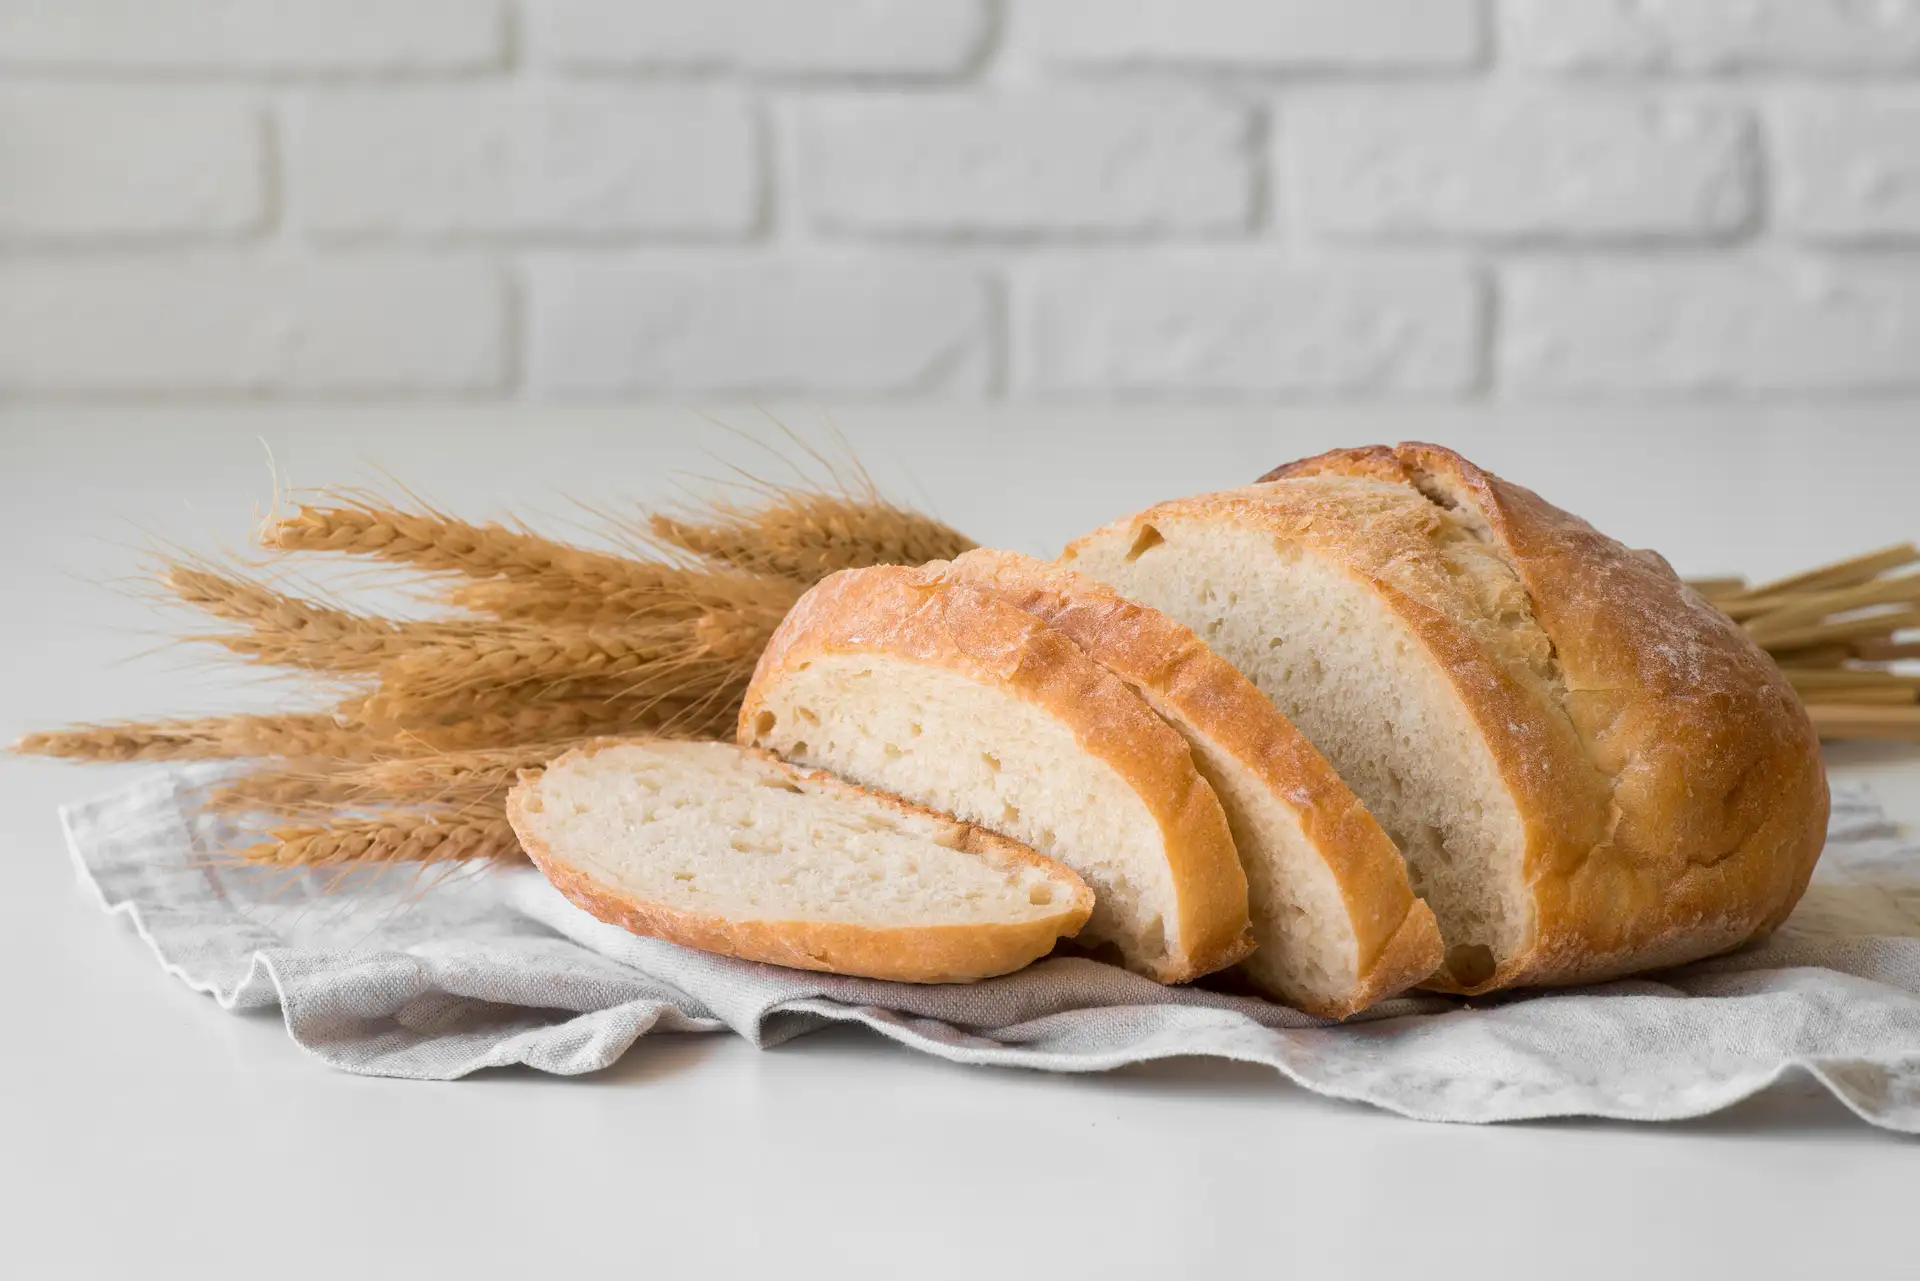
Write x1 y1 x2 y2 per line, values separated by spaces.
14 484 975 872
1687 542 1920 741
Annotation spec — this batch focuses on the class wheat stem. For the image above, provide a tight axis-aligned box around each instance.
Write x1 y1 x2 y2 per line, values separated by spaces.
376 623 738 698
242 814 521 868
353 745 568 798
165 565 366 637
446 566 798 626
262 498 659 597
649 493 975 583
361 698 699 750
165 564 476 672
213 744 581 818
204 761 357 812
15 714 368 762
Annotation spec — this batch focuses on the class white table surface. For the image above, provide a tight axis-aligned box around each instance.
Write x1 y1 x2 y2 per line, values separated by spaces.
3 406 1916 1280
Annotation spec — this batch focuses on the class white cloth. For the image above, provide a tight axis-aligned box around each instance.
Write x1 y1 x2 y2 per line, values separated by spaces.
60 767 1920 1131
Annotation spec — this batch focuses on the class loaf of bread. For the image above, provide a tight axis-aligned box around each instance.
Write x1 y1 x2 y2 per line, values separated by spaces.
507 738 1093 983
935 548 1442 1017
516 441 1826 1011
1062 441 1829 994
738 565 1254 983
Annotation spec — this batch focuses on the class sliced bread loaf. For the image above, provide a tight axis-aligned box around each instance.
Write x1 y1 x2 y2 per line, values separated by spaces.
936 548 1441 1016
1062 441 1827 995
508 738 1093 984
739 565 1254 984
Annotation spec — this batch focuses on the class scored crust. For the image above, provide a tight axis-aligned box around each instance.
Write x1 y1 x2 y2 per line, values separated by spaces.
508 738 1095 985
1064 442 1826 995
739 565 1255 983
935 547 1442 1016
1259 443 1828 990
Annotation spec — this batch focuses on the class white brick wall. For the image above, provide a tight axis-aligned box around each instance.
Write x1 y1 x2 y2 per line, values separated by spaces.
0 258 505 393
1504 258 1920 394
1287 91 1756 241
1774 95 1920 239
529 257 993 394
1501 0 1920 74
1503 258 1920 394
0 89 264 239
795 89 1254 235
288 87 761 238
0 0 506 73
1014 0 1485 71
529 0 989 76
1021 259 1481 394
5 0 1920 402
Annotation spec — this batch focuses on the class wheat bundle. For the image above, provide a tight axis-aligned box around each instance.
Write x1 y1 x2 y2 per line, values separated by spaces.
1688 542 1920 740
15 476 969 872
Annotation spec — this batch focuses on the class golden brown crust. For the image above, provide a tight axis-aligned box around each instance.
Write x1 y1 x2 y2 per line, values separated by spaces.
936 548 1440 1016
1066 482 1611 986
739 566 1254 983
1206 441 1827 993
507 738 1095 985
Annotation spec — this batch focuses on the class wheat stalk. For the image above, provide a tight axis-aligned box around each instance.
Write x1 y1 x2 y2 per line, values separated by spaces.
204 760 358 812
445 579 676 625
358 686 727 740
351 745 564 799
383 627 691 695
650 491 975 583
241 813 521 868
373 618 767 703
262 496 660 597
211 744 575 816
16 713 369 762
446 564 798 626
165 565 367 638
165 564 473 673
359 695 708 750
12 701 635 764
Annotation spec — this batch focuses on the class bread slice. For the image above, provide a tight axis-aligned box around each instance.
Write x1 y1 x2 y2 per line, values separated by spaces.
508 738 1094 984
935 548 1441 1017
739 565 1254 984
1062 441 1827 995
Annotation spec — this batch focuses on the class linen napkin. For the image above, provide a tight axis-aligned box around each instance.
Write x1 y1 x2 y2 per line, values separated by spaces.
61 766 1920 1131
